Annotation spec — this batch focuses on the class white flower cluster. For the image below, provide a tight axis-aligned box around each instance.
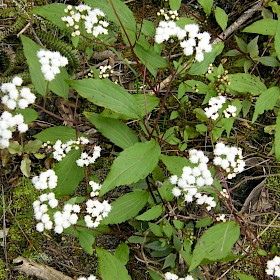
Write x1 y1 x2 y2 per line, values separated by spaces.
53 203 80 234
84 181 111 228
169 149 216 210
223 104 237 118
216 214 226 222
204 96 226 120
266 256 280 278
33 192 58 232
99 65 113 78
1 77 36 110
76 146 101 167
0 112 28 148
164 272 194 280
32 169 58 190
37 49 68 82
156 9 179 21
51 136 89 161
62 4 108 37
78 275 97 280
155 21 212 62
213 142 245 179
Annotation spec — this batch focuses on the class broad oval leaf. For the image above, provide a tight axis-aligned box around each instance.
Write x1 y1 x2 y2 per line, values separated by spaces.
188 42 224 75
189 221 240 271
136 205 163 221
197 0 213 15
70 79 139 119
54 148 85 197
15 108 38 123
34 126 77 143
85 112 138 149
214 7 228 31
77 229 95 255
252 87 280 123
32 4 68 31
243 19 277 35
96 247 132 280
101 190 149 224
100 140 161 195
228 73 267 96
115 243 130 265
254 56 280 67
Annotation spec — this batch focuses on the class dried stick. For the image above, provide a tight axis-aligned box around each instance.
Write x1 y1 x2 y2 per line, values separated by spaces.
13 256 73 280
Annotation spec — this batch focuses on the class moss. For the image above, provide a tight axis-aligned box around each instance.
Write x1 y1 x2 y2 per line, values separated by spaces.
0 258 8 280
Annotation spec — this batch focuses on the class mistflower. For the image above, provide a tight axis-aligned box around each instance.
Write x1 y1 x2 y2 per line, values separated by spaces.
78 275 97 280
223 104 237 118
0 111 28 149
99 65 113 78
76 146 101 167
1 77 36 110
204 96 226 120
62 4 108 38
213 142 245 179
37 49 68 81
266 256 280 278
32 169 58 190
154 20 212 62
164 272 194 280
169 149 215 209
156 9 179 21
50 136 90 162
216 214 226 222
89 181 102 197
53 204 80 234
84 198 111 228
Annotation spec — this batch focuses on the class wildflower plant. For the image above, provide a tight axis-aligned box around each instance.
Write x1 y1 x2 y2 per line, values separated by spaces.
1 0 280 279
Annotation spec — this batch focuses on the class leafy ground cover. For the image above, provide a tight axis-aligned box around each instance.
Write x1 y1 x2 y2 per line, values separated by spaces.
0 0 280 279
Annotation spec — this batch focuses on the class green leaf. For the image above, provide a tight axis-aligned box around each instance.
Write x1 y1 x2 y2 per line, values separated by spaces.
85 112 138 149
197 0 213 15
49 68 69 99
247 36 259 58
136 205 163 221
77 229 95 255
235 273 255 280
97 247 131 280
275 111 280 161
34 126 77 143
163 219 173 238
149 270 164 280
160 155 189 176
188 42 224 75
15 108 38 123
276 19 280 61
252 87 280 123
100 140 161 195
184 80 216 96
228 73 267 96
115 243 130 265
235 36 247 53
254 56 280 67
163 253 176 269
8 141 22 155
148 222 163 237
54 149 85 196
195 218 213 228
169 0 181 10
24 139 42 154
189 221 240 271
214 7 228 31
20 156 31 177
243 19 278 35
70 79 139 119
32 4 68 31
134 43 167 77
21 35 47 96
101 190 149 224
